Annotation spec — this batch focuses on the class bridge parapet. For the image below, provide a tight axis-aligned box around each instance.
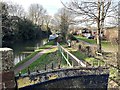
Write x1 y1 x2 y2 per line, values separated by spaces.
0 48 17 89
16 66 109 88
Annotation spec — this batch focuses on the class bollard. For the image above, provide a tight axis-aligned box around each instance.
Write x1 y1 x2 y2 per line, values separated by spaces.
58 57 61 69
58 64 61 69
78 44 81 50
0 48 17 89
35 66 39 73
19 71 21 77
27 67 30 75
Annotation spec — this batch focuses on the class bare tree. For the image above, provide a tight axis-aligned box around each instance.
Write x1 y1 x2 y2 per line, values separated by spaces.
8 3 25 18
44 15 51 31
50 14 61 33
54 7 76 42
62 0 112 53
28 4 47 25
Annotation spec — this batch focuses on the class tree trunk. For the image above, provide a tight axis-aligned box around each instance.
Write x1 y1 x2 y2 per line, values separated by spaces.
97 23 102 53
117 2 120 78
97 0 102 53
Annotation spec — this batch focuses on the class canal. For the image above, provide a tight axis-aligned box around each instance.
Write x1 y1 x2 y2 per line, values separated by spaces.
2 38 48 65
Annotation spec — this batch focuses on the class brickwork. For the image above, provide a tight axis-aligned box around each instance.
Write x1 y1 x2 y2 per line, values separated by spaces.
0 48 16 89
0 48 14 71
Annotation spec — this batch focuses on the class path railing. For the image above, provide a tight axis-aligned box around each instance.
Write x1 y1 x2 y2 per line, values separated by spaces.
15 42 112 88
57 42 86 67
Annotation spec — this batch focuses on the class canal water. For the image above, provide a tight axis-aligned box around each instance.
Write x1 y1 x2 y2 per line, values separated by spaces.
3 38 48 65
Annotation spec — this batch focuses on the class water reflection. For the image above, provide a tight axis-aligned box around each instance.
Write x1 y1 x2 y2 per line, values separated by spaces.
3 38 48 65
14 53 28 65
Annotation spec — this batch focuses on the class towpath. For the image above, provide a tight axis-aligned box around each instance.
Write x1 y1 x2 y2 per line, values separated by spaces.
14 46 57 74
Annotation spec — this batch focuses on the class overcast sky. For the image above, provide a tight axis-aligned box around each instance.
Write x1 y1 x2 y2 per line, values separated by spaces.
2 0 69 16
2 0 119 18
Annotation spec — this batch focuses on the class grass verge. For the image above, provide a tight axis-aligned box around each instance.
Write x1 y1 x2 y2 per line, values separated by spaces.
75 36 96 44
20 47 68 74
71 50 117 79
71 50 105 66
14 41 55 69
74 35 111 48
14 51 40 69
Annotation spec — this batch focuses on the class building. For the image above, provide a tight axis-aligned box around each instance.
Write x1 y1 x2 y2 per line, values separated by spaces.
104 27 118 41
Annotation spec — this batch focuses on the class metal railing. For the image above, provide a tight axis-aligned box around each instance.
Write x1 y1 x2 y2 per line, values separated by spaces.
57 42 86 67
16 42 111 88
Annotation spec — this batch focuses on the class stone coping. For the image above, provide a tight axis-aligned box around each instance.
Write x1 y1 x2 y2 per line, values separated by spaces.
0 48 13 51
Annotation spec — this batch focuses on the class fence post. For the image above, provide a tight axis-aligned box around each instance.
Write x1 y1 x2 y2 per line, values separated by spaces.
67 53 69 67
61 49 63 60
45 64 47 71
27 67 30 75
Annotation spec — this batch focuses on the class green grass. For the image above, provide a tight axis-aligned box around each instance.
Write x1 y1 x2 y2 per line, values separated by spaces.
110 68 118 78
45 40 55 45
35 41 56 50
101 41 111 48
85 57 105 66
71 50 105 66
74 35 111 49
71 50 118 78
14 51 40 69
57 51 67 66
21 53 49 74
71 51 87 60
24 47 35 51
75 36 96 44
14 41 55 69
20 49 67 74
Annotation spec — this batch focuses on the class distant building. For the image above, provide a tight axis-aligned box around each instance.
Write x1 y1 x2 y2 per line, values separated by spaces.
104 27 118 41
70 26 118 41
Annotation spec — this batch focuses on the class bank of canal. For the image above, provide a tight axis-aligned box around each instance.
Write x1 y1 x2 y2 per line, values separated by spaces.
3 38 48 65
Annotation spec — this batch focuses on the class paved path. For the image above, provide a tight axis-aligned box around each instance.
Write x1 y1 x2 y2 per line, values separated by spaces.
14 46 57 74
